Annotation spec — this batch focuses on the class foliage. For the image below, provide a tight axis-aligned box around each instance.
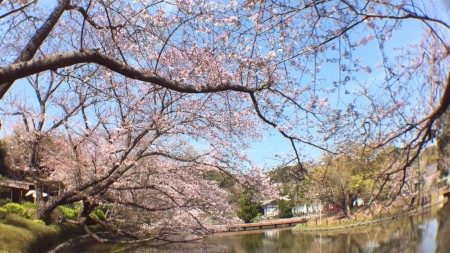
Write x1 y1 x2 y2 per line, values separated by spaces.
251 213 263 223
0 207 6 219
0 140 11 177
90 208 106 221
0 196 9 206
21 202 38 218
270 164 304 184
32 219 46 225
311 147 378 217
0 214 84 253
236 193 261 223
270 164 311 207
202 170 236 189
0 220 38 253
277 199 293 219
0 186 8 194
57 206 78 220
3 203 29 218
21 202 37 209
0 203 38 219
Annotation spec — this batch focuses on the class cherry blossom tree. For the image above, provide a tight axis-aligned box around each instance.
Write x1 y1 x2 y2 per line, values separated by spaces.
1 68 279 240
0 0 449 241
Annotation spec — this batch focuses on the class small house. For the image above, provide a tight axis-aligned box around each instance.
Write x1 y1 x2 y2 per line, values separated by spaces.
0 177 34 203
261 200 279 217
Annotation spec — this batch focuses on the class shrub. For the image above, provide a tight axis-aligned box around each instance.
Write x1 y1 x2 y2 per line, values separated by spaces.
21 202 37 209
3 203 28 218
21 202 38 218
0 198 10 206
32 219 45 225
0 213 85 253
98 204 113 215
0 207 7 219
277 199 293 218
57 206 78 220
1 214 79 253
90 208 106 221
251 213 263 223
72 201 83 210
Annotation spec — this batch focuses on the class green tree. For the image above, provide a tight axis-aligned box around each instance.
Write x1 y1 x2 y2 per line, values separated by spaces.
314 150 375 218
0 140 10 176
270 163 312 207
277 199 293 218
270 164 305 184
202 170 236 189
236 192 261 223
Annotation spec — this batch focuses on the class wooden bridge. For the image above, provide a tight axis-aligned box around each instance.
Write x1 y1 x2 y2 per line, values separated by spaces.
226 217 308 231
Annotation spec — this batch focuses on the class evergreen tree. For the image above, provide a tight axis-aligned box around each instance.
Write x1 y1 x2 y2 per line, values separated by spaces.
236 192 261 223
277 199 293 218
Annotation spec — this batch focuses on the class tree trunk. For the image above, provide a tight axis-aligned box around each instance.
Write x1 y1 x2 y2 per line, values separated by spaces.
78 198 97 225
342 194 351 218
35 198 63 224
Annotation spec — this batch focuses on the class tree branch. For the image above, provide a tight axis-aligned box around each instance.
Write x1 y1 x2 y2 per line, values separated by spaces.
0 49 258 94
0 0 71 99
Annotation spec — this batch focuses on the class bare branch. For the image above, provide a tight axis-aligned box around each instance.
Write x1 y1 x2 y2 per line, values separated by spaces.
0 0 71 98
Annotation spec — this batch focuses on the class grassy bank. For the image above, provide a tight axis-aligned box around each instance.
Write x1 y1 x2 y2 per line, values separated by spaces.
0 214 85 253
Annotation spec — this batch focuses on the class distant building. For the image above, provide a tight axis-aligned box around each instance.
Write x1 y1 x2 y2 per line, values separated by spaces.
352 197 364 207
324 203 338 213
0 177 62 203
263 199 338 218
261 200 279 218
0 178 34 203
293 203 326 216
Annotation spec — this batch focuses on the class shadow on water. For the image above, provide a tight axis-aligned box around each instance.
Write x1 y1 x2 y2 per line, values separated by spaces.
81 201 450 253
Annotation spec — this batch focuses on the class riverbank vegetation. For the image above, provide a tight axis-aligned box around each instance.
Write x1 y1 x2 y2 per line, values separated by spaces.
0 201 105 252
0 0 449 247
0 213 84 253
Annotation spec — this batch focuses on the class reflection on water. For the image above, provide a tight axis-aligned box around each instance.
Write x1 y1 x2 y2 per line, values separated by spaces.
82 202 450 253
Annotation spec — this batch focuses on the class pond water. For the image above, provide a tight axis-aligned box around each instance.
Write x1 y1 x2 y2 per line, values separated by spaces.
82 201 450 253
